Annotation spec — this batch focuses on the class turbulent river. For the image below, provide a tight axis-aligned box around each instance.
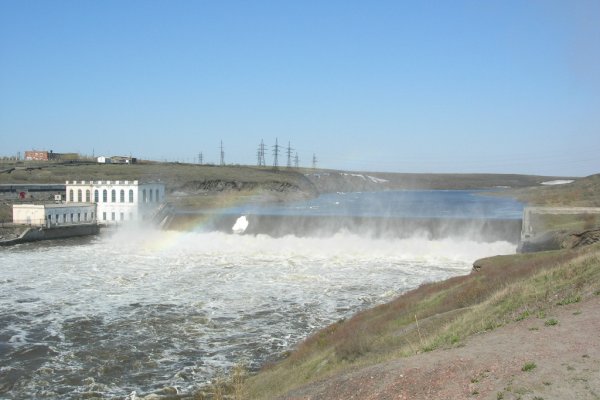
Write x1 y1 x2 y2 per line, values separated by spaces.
0 191 522 398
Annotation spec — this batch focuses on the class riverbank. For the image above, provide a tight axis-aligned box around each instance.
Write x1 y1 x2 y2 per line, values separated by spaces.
241 242 600 399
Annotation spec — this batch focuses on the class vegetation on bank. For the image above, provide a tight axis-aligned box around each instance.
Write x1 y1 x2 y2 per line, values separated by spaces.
511 173 600 207
238 243 600 399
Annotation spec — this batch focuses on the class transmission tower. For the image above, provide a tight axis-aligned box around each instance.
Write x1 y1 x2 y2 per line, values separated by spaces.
272 138 280 169
220 141 225 166
257 139 266 166
312 153 317 169
198 152 203 165
294 152 299 168
286 141 294 168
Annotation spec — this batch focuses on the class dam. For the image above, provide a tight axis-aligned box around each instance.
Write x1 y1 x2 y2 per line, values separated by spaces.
169 190 524 243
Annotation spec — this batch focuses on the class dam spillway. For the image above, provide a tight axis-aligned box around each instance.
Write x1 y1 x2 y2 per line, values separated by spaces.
168 213 522 244
168 190 524 243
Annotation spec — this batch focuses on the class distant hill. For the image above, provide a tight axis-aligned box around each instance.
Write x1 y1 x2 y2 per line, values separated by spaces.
0 160 585 219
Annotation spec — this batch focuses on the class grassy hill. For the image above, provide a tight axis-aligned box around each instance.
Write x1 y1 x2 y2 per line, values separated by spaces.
510 173 600 207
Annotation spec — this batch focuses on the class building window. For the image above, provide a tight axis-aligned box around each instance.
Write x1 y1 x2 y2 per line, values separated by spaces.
142 189 147 203
86 190 91 202
84 212 87 221
129 212 133 220
120 212 124 221
111 190 116 203
155 189 159 202
70 213 74 222
103 212 106 221
77 213 81 222
91 212 94 220
94 190 99 203
111 212 115 221
149 189 153 202
120 189 125 203
129 189 134 203
103 189 108 202
77 189 82 202
63 214 66 222
69 189 74 202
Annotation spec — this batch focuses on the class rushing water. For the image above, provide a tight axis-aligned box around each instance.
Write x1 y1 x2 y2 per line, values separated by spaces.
0 191 522 398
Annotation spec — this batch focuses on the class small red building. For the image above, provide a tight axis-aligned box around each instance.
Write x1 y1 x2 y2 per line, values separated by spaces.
24 150 49 161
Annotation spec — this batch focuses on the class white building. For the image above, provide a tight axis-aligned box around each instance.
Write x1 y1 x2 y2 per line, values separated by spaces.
65 180 165 224
13 203 97 227
97 156 112 164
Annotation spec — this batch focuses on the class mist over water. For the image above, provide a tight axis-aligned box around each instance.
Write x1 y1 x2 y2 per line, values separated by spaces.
0 191 522 398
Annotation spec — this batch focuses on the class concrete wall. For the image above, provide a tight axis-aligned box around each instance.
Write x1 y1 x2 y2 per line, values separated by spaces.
13 203 97 226
12 204 46 226
1 224 100 246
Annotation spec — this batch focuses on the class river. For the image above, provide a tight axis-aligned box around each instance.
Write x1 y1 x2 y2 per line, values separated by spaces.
0 190 522 398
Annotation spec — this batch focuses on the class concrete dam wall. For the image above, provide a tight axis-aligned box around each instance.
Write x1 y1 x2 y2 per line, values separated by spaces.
168 213 522 244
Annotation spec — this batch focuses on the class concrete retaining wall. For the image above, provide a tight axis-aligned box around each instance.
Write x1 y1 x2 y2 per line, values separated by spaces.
0 224 99 246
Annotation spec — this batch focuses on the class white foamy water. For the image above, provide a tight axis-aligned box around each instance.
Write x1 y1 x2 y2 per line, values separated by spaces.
0 228 515 398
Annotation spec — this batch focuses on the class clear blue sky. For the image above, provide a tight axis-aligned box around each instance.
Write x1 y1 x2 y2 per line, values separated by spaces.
1 0 598 176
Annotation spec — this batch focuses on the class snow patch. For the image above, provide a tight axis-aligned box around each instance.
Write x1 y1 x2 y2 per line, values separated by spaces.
367 175 389 183
341 173 367 180
541 180 574 186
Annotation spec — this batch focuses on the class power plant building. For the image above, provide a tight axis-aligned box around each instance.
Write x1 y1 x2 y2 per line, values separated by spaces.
65 180 165 224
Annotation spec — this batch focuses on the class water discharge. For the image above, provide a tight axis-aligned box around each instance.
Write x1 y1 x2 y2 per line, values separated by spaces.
0 226 515 398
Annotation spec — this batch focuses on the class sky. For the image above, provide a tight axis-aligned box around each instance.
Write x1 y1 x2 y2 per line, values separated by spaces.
1 0 599 176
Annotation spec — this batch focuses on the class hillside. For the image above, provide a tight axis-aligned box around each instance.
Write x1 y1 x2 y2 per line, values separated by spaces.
241 243 600 399
1 160 574 222
510 173 600 207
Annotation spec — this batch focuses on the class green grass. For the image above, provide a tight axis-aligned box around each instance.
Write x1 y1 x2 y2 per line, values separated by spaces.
522 362 537 372
557 295 581 306
243 243 600 399
544 318 559 326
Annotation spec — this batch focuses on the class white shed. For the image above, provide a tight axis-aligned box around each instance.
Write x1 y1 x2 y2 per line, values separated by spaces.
97 156 112 164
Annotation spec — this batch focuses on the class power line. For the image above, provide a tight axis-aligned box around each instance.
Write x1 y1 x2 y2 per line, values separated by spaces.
286 141 294 168
257 139 266 166
272 138 280 169
220 141 225 166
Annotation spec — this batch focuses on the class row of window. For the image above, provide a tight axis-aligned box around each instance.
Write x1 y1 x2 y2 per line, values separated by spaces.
68 188 161 204
47 211 95 224
102 211 134 221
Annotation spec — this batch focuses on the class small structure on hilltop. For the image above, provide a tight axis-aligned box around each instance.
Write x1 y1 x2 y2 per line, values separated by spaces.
24 150 80 161
97 156 112 164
